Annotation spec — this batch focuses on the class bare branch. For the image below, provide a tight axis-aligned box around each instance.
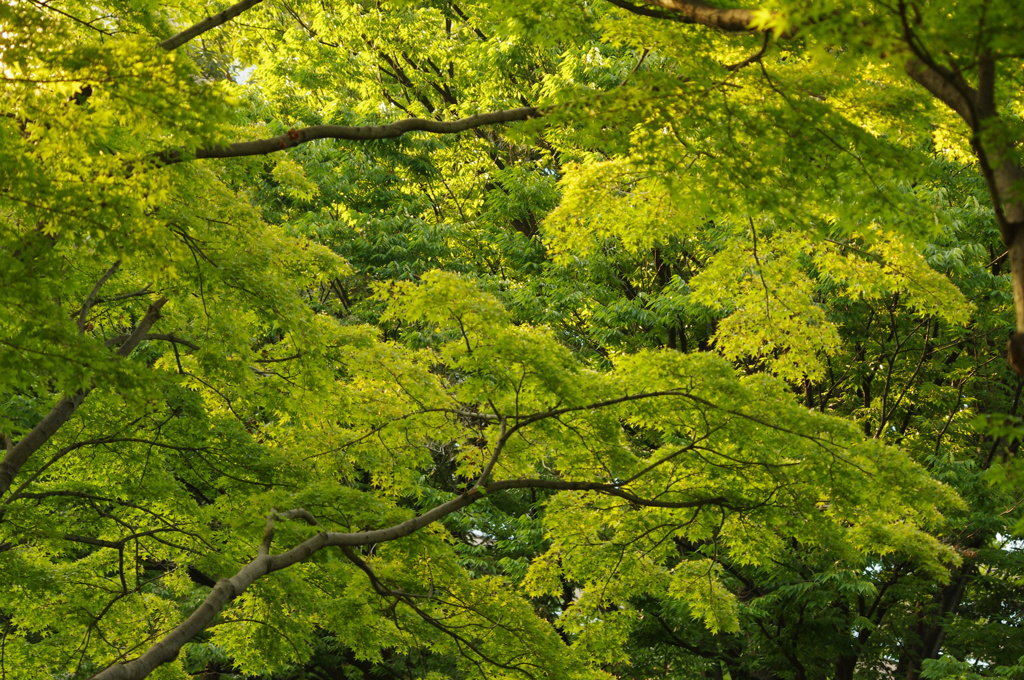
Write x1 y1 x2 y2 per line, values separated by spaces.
275 508 321 525
158 0 266 51
63 528 198 551
726 31 771 71
88 481 733 680
142 333 200 351
633 0 756 31
904 59 977 130
977 53 996 119
28 1 113 36
604 0 682 21
77 261 121 332
0 394 86 501
339 545 427 599
64 534 123 549
0 298 168 499
486 479 734 508
92 288 156 306
113 299 169 358
470 415 506 490
9 490 183 526
157 107 542 164
258 513 275 556
104 333 199 351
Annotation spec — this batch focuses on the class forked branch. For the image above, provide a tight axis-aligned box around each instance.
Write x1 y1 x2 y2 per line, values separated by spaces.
77 261 121 332
89 479 732 680
0 298 168 499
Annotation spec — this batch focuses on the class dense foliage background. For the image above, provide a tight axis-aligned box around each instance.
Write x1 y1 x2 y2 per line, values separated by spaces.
2 0 1024 678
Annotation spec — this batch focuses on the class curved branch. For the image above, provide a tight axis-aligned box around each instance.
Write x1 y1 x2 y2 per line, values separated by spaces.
904 59 977 130
87 491 483 680
726 31 771 71
89 480 733 680
104 333 201 352
157 107 542 164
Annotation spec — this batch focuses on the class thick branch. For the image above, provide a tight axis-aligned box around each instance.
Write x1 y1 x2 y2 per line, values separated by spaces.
976 54 996 120
157 107 541 164
158 0 266 51
0 298 168 499
904 59 977 130
90 481 731 680
635 0 755 31
905 55 1024 352
604 0 682 21
113 299 169 358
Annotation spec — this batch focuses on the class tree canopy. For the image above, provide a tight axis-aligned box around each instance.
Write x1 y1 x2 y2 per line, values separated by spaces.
2 0 1024 679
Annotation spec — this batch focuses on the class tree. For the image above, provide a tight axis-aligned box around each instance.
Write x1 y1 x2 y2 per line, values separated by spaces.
0 0 1022 679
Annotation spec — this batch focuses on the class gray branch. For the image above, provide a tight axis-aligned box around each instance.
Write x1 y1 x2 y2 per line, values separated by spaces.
158 0 266 51
0 298 168 500
77 261 121 332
